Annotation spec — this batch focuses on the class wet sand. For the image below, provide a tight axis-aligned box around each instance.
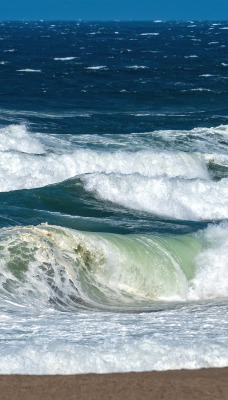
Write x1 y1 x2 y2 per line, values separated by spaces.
0 368 227 400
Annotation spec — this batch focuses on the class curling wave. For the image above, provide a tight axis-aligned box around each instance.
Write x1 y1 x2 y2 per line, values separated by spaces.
0 223 227 311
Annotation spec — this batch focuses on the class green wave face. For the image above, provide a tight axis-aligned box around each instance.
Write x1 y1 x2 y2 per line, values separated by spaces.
87 233 202 302
0 224 205 309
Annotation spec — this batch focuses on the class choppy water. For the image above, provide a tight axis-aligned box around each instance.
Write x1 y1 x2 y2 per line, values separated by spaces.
0 20 227 374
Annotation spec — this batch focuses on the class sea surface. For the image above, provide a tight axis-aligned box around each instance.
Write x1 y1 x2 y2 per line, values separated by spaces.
0 20 227 374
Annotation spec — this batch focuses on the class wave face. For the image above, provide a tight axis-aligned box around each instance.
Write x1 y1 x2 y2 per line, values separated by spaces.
0 223 227 310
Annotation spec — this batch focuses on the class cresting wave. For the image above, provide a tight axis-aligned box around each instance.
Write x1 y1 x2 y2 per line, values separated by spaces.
0 223 227 311
82 173 228 220
0 124 210 190
1 123 228 221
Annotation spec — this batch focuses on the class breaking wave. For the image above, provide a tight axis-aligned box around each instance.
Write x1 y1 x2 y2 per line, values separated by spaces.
0 123 227 222
0 223 227 311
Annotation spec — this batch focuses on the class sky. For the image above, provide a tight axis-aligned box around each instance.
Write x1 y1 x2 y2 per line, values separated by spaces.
0 0 228 21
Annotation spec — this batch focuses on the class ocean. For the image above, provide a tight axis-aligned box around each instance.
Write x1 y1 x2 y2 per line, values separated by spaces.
0 20 227 374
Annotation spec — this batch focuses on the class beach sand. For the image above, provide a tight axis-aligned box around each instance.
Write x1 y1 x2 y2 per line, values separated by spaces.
0 368 227 400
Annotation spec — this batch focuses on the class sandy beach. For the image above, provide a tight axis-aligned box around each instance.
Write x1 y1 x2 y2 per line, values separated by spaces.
0 368 227 400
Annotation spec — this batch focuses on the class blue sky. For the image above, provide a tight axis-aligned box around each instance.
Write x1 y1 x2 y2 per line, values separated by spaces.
0 0 228 21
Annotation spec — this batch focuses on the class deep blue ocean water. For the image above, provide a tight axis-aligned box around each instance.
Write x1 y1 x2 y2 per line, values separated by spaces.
0 21 227 374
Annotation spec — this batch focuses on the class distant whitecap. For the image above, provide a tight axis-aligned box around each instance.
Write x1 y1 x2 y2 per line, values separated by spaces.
54 57 77 61
86 66 108 70
126 65 149 69
199 74 214 77
184 55 198 58
17 69 42 72
140 32 159 36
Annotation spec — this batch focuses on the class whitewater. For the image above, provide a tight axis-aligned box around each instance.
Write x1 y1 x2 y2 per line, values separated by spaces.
0 20 227 375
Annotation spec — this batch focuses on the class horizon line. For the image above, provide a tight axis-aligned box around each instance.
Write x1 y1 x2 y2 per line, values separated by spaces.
0 18 228 22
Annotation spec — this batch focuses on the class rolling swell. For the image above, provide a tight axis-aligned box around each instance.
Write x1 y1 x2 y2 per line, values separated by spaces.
0 223 227 311
0 124 228 222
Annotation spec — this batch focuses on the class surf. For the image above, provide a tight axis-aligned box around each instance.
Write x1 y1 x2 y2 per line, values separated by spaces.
1 124 228 221
0 223 227 312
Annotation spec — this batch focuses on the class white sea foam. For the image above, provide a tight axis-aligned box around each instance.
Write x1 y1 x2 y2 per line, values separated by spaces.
190 223 228 300
86 66 108 70
140 33 160 36
152 124 228 146
203 153 228 167
0 337 226 374
0 148 209 193
54 57 77 61
0 125 45 154
126 65 149 69
82 174 228 221
0 125 210 193
190 88 212 92
0 124 227 222
17 69 42 72
199 74 214 77
184 55 198 58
